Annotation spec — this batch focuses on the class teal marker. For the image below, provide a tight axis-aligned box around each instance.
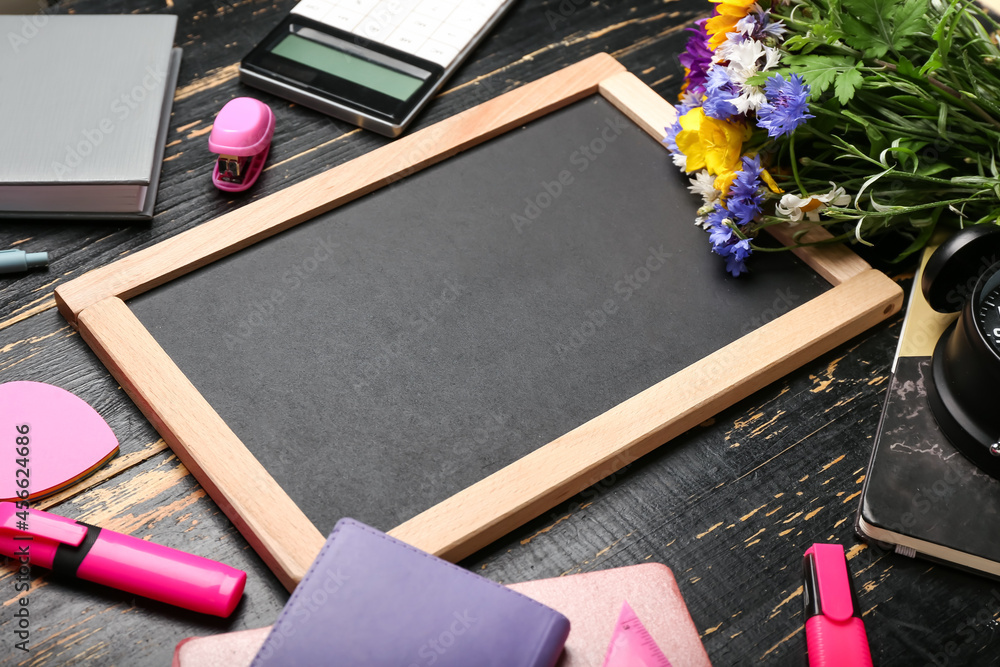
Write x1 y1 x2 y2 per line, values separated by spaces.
0 249 49 275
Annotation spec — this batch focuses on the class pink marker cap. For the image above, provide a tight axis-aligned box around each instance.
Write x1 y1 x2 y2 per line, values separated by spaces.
803 543 873 667
805 543 854 621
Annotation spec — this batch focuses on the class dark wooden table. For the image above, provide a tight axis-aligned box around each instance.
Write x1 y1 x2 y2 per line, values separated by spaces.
2 1 998 665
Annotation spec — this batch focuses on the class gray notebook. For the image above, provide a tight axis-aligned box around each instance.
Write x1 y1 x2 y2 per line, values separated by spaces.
0 15 181 220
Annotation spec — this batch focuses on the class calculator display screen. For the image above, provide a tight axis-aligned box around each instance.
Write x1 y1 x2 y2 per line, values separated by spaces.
271 33 424 101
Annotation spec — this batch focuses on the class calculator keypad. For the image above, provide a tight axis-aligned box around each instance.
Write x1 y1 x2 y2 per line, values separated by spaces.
291 0 506 67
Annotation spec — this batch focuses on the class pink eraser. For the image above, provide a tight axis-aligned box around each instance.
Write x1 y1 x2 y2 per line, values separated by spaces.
208 97 275 193
0 381 119 500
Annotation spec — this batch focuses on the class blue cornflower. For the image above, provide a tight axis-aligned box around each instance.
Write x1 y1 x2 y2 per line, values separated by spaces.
758 16 787 40
702 157 760 275
726 155 764 226
741 6 786 41
702 68 739 120
725 239 752 277
705 209 753 276
707 208 734 251
662 101 695 157
664 118 682 155
757 74 814 138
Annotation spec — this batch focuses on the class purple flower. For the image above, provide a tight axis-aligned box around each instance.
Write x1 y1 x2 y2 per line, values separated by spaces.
757 73 814 138
680 19 713 97
703 68 739 120
726 155 764 226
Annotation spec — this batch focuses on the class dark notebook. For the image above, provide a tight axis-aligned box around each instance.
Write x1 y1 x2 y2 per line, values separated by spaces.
250 519 570 667
856 240 1000 578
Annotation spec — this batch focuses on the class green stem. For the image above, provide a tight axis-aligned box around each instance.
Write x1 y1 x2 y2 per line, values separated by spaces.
789 134 808 196
874 59 1000 132
808 104 993 147
823 195 996 216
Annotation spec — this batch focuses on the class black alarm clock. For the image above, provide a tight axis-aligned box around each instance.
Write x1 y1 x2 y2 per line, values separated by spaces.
922 225 1000 478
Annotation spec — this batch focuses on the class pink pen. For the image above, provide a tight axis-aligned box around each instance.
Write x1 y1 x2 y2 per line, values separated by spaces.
0 502 246 617
803 543 872 667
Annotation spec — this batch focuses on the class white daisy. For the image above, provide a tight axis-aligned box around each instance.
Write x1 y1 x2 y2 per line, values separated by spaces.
732 87 767 114
714 33 746 65
688 170 720 205
727 38 765 80
762 46 781 71
776 184 852 222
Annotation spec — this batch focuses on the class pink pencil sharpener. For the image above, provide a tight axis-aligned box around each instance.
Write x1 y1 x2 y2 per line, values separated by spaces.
208 97 275 192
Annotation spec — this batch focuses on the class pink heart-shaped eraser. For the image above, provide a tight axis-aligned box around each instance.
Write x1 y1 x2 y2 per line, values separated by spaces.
0 381 119 500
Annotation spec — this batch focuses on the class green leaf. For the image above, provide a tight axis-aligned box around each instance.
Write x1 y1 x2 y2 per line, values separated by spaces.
783 55 854 99
841 0 895 57
811 21 846 46
834 66 865 105
920 49 945 76
928 0 969 70
865 125 890 158
780 35 813 53
886 95 937 115
938 102 949 139
896 55 918 78
745 71 773 87
917 161 953 177
893 219 938 262
841 109 871 128
891 0 929 50
841 0 929 58
840 18 889 58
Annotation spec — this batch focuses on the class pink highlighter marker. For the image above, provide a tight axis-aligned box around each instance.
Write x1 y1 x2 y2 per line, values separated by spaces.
0 503 246 617
803 543 872 667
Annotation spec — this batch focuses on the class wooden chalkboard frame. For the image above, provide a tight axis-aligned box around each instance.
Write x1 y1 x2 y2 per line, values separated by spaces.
56 54 903 591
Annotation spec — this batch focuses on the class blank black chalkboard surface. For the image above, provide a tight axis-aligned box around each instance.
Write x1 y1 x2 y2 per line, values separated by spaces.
56 54 903 590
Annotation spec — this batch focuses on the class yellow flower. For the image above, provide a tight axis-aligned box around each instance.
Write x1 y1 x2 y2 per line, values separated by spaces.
760 168 784 194
674 107 749 176
709 0 758 15
706 0 757 49
714 169 738 195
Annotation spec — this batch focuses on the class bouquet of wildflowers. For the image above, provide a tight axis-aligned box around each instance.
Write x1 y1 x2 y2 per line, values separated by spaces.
666 0 1000 276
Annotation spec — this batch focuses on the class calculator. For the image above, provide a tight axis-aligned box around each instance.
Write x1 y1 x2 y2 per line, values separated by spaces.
240 0 517 137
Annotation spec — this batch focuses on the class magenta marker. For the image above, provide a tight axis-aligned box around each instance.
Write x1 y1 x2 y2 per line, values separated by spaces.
0 503 246 617
803 543 872 667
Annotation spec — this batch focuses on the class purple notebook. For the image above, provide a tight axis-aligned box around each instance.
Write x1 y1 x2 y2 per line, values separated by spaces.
250 519 570 667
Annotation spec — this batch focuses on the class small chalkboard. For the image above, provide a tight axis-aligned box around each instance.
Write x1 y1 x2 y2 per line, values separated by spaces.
58 55 902 590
